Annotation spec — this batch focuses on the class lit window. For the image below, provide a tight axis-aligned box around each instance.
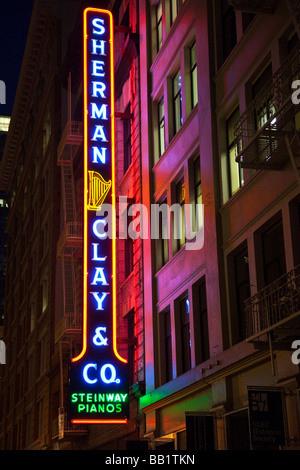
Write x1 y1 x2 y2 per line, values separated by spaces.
193 157 203 231
0 115 10 132
175 178 185 251
158 98 165 157
173 70 182 135
42 112 51 154
123 105 132 173
190 42 198 108
252 65 275 130
227 108 244 197
156 1 163 52
170 0 179 25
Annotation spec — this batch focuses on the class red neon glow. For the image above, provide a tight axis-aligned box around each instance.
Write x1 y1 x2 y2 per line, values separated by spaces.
72 7 126 364
72 419 128 424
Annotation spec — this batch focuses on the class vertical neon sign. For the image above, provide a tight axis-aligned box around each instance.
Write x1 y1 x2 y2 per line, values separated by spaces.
69 8 128 423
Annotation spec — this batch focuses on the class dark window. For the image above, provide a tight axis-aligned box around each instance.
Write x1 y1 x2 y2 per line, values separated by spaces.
158 98 165 157
162 308 172 384
261 218 286 286
242 13 256 32
289 195 300 266
194 279 210 364
170 0 179 25
159 200 169 268
179 296 191 374
228 242 250 344
226 410 250 450
252 64 274 130
127 309 135 386
125 236 134 278
193 156 203 232
123 105 131 173
172 70 182 135
221 0 237 63
227 108 243 197
190 42 198 108
175 178 185 251
186 414 215 450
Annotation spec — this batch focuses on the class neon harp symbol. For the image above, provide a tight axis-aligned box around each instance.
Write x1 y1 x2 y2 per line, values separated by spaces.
68 8 128 424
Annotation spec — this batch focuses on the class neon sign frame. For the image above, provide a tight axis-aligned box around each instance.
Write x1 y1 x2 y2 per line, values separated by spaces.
68 8 128 424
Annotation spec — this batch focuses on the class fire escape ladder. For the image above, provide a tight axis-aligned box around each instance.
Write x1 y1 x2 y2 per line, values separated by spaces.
286 0 300 41
285 131 300 185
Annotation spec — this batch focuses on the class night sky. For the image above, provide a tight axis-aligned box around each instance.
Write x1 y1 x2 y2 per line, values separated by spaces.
0 0 34 116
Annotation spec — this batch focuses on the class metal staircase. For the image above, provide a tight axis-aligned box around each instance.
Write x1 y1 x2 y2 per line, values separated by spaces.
55 117 83 344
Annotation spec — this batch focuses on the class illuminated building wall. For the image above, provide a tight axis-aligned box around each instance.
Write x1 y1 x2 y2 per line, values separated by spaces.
139 0 300 450
0 0 144 451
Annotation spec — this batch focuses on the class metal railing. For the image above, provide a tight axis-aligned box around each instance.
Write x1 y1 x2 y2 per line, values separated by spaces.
229 0 277 13
234 45 300 168
245 265 300 338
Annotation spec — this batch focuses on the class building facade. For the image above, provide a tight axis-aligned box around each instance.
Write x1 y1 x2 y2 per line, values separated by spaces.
1 0 300 451
139 0 300 450
0 0 144 450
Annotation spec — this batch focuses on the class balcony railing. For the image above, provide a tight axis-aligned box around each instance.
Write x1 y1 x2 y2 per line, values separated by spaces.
54 312 82 343
57 120 83 163
234 45 300 169
57 221 83 256
52 417 88 440
245 265 300 339
229 0 277 13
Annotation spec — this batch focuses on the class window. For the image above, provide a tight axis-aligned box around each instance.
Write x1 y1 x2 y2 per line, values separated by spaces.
127 309 135 386
194 279 209 364
227 108 244 196
160 307 173 384
242 13 256 32
254 214 287 290
42 111 51 154
228 242 250 344
35 397 45 438
158 199 169 268
190 42 198 109
174 178 185 251
156 1 163 52
252 64 275 130
172 70 182 136
186 413 215 450
170 0 179 25
41 278 48 313
261 218 286 286
289 195 300 266
193 156 203 231
125 237 134 278
178 295 191 374
220 0 237 64
158 98 165 157
123 106 132 173
226 409 250 450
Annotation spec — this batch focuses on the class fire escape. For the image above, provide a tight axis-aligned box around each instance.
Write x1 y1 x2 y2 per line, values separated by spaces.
56 119 83 344
53 77 87 440
232 0 300 373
